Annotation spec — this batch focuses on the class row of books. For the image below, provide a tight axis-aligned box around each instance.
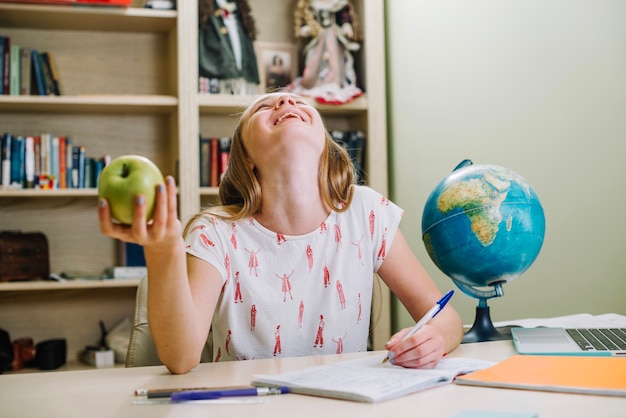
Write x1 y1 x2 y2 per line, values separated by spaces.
329 129 366 184
1 133 107 190
0 35 61 96
198 130 366 188
199 136 231 187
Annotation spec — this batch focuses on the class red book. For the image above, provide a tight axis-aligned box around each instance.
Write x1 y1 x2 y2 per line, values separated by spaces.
58 136 67 188
209 137 219 187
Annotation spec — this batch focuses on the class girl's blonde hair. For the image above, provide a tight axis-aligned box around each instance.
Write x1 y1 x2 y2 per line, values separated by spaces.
184 96 356 236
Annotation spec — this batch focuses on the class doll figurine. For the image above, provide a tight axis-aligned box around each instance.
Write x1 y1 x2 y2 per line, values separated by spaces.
289 0 362 104
198 0 260 95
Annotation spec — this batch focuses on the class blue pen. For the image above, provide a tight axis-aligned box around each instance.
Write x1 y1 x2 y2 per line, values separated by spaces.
170 387 290 402
383 290 454 364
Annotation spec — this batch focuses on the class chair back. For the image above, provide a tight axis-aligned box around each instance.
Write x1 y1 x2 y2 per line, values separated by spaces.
125 276 212 367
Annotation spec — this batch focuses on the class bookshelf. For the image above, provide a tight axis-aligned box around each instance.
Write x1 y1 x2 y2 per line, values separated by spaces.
0 0 389 370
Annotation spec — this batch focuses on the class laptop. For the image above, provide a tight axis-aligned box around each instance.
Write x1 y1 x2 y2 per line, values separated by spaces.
511 327 626 356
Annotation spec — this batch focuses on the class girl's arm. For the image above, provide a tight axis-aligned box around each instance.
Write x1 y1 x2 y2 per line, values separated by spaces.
378 229 464 368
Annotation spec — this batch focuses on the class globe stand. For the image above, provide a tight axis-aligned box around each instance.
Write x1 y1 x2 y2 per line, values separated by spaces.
454 281 515 343
462 298 514 343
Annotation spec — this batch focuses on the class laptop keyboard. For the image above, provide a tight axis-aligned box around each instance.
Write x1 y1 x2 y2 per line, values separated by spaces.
566 328 626 351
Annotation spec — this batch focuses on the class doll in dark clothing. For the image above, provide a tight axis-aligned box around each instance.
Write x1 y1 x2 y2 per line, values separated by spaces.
198 0 260 95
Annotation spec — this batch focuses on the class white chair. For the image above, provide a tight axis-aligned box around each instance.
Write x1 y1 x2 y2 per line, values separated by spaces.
125 276 213 367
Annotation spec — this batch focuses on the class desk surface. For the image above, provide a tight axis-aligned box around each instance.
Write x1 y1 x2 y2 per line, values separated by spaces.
1 340 624 418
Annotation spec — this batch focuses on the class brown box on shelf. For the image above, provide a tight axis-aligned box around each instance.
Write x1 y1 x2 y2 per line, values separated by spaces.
0 231 50 282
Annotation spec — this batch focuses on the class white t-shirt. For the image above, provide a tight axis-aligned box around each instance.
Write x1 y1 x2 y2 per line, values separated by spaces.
185 185 403 361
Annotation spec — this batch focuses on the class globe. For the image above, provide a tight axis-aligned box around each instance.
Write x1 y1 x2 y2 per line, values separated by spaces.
422 160 546 342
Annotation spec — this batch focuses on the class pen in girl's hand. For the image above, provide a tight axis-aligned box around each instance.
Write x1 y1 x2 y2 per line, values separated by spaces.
383 290 454 364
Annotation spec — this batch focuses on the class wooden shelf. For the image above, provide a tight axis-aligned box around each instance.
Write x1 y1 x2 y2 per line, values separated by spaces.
0 4 177 32
0 188 98 197
0 279 140 292
0 95 178 114
199 94 369 116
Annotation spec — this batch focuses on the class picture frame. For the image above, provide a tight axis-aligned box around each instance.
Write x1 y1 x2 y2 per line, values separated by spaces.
255 42 298 93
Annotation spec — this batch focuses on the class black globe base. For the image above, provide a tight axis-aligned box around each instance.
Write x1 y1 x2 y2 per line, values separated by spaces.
462 305 514 343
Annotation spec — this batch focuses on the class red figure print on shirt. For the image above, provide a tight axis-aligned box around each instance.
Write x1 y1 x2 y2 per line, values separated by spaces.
333 222 343 251
245 248 261 276
234 272 243 303
323 261 331 288
191 224 206 232
380 196 390 206
336 280 346 309
298 300 304 328
250 304 257 332
333 333 347 354
225 330 232 354
320 221 327 234
276 233 287 245
314 315 325 348
273 325 282 356
357 293 362 324
306 245 314 272
215 346 221 362
377 227 388 260
352 235 364 267
225 253 231 284
230 223 237 249
276 270 294 302
369 210 375 239
200 233 215 247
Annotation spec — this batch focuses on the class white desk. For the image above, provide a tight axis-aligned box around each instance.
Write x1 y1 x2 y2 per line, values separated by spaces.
0 341 624 418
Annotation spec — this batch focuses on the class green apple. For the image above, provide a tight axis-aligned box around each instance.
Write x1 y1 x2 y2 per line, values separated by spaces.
98 155 165 225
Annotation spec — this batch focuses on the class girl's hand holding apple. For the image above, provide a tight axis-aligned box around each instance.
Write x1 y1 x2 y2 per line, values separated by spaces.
97 155 182 248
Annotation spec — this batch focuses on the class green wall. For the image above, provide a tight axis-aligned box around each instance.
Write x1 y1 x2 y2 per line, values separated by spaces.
385 0 626 331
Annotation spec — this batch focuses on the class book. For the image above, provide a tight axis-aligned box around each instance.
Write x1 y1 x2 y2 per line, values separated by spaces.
20 47 31 95
252 353 495 403
65 137 73 187
24 136 35 188
10 135 25 187
37 51 52 95
199 136 210 187
454 355 626 397
218 136 231 183
30 49 45 96
40 133 50 181
58 136 67 188
50 136 59 187
42 52 61 96
209 137 219 187
9 44 20 96
1 133 11 187
0 36 7 95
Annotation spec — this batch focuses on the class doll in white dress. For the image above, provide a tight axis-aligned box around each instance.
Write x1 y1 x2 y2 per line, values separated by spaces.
289 0 363 104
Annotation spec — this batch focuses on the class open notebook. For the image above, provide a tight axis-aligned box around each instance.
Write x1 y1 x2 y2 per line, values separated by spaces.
511 327 626 356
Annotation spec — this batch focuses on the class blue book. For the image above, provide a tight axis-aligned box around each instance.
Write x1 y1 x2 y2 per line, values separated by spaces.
10 135 25 187
30 49 45 96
